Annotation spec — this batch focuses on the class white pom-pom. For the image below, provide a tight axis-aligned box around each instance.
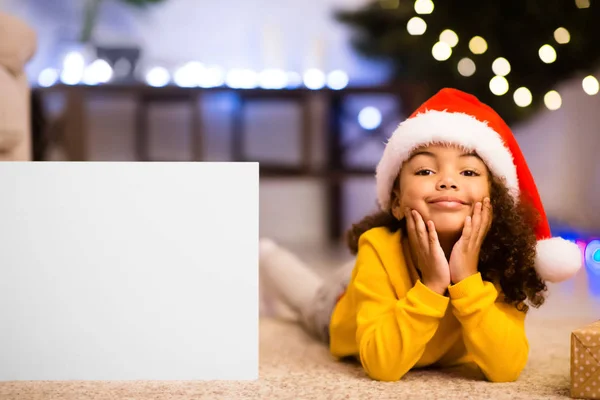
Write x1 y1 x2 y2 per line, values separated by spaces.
535 238 583 282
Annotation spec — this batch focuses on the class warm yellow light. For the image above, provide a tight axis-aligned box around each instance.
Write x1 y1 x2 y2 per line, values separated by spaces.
544 90 562 110
439 29 459 47
407 17 427 35
457 58 476 77
414 0 434 14
489 76 509 96
432 42 452 61
539 44 557 64
554 27 571 44
582 75 599 95
469 36 487 55
513 87 532 107
576 0 590 9
492 58 511 76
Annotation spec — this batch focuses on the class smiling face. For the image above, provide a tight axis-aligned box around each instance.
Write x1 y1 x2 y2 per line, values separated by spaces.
390 144 492 236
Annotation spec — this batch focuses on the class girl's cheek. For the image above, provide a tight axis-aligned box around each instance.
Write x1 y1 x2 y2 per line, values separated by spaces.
400 197 421 214
400 190 418 207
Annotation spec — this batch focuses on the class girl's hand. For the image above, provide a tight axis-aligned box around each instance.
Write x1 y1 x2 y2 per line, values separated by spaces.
449 198 493 284
404 208 451 295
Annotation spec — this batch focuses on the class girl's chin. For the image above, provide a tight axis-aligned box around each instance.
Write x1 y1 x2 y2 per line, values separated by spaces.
429 215 466 235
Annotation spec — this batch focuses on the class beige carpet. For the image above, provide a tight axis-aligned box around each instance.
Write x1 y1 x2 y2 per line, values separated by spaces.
1 252 598 399
0 312 595 400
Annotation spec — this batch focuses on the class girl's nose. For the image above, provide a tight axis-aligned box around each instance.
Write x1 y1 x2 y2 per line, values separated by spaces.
436 175 458 190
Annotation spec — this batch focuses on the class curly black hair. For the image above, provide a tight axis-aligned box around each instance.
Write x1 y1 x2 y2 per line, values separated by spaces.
346 176 547 313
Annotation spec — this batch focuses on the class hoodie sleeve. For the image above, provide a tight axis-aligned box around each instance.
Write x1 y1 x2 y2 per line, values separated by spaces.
352 234 450 382
448 273 529 382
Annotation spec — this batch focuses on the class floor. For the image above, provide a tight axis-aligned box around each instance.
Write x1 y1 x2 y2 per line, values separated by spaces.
2 244 599 399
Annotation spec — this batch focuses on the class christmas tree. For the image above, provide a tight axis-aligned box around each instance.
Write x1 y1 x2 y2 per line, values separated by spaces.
335 0 600 125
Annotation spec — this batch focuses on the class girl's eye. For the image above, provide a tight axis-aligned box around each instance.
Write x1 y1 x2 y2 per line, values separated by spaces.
416 169 434 176
461 170 480 177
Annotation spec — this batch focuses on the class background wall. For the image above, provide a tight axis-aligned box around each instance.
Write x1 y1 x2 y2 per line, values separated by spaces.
2 0 599 246
512 76 600 235
2 0 390 85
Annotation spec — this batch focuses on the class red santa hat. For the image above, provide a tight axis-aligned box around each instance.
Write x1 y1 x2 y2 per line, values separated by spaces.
376 88 582 283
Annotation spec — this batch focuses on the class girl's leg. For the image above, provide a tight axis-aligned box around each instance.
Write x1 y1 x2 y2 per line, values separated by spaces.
259 238 355 344
259 238 324 321
299 259 354 344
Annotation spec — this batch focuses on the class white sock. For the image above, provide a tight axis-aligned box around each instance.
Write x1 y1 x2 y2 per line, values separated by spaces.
259 238 323 317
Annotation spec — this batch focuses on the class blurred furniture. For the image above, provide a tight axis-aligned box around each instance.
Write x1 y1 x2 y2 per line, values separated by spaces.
35 84 203 162
0 12 37 161
33 83 421 241
233 86 422 239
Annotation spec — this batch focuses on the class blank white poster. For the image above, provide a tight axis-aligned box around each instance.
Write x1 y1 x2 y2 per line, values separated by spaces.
0 162 258 381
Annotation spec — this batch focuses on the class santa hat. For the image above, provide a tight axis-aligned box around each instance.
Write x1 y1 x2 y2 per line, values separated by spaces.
375 88 582 283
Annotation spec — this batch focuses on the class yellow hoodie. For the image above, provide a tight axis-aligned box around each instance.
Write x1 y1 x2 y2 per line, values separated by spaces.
328 226 529 382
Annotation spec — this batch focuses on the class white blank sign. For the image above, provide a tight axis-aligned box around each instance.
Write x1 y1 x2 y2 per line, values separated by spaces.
0 162 258 381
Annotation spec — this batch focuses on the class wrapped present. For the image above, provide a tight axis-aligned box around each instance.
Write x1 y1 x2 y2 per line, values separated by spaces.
571 320 600 399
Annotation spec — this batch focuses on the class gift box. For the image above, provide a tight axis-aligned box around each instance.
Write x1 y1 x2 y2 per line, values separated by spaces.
571 320 600 399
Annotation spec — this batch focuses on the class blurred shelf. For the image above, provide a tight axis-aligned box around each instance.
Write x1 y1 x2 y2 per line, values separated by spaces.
33 82 421 97
34 82 422 242
258 165 375 179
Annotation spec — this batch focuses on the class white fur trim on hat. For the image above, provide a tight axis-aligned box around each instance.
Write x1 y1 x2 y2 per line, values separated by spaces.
535 238 583 282
376 110 519 210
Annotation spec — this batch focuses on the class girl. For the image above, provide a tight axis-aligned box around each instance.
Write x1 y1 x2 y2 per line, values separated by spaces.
259 88 582 383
